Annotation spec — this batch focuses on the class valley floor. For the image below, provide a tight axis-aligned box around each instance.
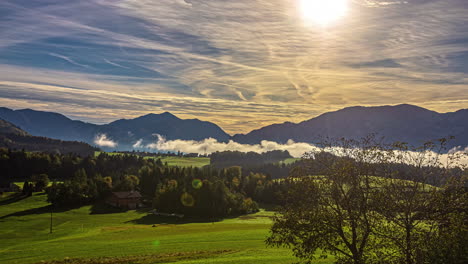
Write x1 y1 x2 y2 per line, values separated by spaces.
0 193 334 264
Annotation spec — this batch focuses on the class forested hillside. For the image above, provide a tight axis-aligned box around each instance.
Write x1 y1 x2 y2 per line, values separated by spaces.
211 150 292 168
0 119 97 156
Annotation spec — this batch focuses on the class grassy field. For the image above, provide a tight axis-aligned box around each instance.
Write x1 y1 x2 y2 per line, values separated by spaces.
158 156 210 167
95 152 210 168
0 192 334 264
94 151 301 168
278 158 301 165
12 182 58 189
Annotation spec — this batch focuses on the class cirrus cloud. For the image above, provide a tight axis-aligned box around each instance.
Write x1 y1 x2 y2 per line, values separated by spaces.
0 0 466 133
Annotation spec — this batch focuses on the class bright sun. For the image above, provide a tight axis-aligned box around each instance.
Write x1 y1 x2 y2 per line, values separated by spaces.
299 0 348 26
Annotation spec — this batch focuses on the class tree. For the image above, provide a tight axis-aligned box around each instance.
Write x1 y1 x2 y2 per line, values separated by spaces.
22 181 32 196
371 140 467 264
114 175 139 191
267 138 383 264
423 176 468 264
267 137 467 264
32 173 50 191
139 165 157 196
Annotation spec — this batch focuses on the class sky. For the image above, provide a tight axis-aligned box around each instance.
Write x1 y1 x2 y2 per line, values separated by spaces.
0 0 467 134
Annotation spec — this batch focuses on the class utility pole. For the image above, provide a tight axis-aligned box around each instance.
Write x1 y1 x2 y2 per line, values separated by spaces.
49 205 53 234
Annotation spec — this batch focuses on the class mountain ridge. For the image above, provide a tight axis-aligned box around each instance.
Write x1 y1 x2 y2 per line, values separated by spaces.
232 104 468 149
0 108 230 150
0 104 466 151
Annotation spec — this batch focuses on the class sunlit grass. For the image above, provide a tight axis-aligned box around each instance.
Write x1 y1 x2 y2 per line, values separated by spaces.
0 193 331 264
94 151 210 167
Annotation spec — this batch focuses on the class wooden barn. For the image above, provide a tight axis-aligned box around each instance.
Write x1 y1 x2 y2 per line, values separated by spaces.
106 191 142 209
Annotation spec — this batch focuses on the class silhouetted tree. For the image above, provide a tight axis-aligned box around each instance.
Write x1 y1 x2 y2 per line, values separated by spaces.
267 137 468 264
22 181 32 196
32 173 49 191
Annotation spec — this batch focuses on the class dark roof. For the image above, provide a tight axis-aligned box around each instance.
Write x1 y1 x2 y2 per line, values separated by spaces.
112 191 142 199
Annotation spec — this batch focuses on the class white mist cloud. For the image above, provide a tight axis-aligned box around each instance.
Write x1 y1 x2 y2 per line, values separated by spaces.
147 135 319 158
448 146 468 154
147 135 468 166
133 139 143 148
94 134 118 148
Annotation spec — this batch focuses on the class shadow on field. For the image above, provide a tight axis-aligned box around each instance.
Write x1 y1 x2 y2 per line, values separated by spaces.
128 213 222 225
0 204 76 220
29 250 235 264
258 203 279 212
89 202 130 215
0 193 27 206
89 202 155 215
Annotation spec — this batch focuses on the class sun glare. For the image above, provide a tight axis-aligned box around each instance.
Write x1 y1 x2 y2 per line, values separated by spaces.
299 0 348 26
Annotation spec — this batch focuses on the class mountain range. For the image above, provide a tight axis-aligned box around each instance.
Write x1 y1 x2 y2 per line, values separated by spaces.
0 104 466 151
0 107 229 150
233 104 468 149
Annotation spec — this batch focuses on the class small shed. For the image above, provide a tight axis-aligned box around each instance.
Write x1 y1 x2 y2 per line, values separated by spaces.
106 191 142 209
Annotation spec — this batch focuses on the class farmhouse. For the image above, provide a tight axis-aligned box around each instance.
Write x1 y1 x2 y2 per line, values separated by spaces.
106 191 142 209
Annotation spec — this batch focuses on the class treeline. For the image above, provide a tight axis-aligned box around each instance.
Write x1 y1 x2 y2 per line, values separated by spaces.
240 162 295 180
0 148 148 181
151 166 283 218
210 150 292 168
46 160 288 217
0 149 289 218
296 151 465 186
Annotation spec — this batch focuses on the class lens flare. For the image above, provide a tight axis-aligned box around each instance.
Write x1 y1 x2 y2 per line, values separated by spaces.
180 192 195 207
192 179 203 189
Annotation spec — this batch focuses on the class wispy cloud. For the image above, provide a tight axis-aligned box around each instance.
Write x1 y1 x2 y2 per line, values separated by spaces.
48 53 92 69
103 59 130 69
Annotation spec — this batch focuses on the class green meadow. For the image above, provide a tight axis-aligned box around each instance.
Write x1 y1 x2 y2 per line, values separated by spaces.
0 192 334 264
278 158 300 165
158 156 210 168
93 151 300 168
94 152 210 168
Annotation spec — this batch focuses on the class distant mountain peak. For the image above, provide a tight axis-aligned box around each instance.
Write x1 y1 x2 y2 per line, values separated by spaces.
386 104 434 111
340 104 430 112
160 111 177 118
138 111 179 121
